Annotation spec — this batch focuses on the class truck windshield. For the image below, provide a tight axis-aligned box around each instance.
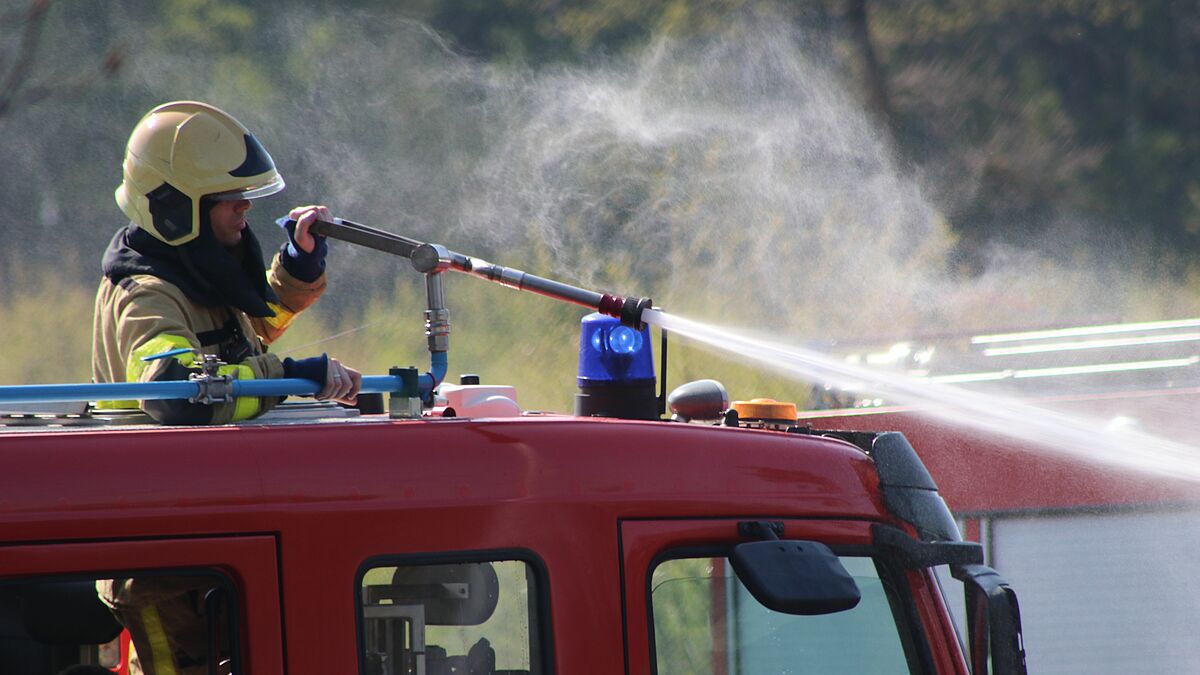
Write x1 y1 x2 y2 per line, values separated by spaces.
651 555 913 674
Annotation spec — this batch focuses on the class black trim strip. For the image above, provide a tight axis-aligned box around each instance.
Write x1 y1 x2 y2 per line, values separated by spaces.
0 531 282 549
273 534 289 675
617 521 630 675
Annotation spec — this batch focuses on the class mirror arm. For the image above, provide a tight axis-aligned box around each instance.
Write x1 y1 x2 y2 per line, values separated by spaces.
201 587 225 675
871 524 984 569
737 520 784 540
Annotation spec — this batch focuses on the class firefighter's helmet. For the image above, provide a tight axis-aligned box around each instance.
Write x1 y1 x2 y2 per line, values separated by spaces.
115 101 285 245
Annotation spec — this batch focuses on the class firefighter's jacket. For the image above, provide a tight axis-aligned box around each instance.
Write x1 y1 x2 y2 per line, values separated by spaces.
92 224 325 424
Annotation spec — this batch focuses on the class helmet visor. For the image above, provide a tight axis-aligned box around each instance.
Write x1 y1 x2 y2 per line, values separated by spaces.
208 174 286 201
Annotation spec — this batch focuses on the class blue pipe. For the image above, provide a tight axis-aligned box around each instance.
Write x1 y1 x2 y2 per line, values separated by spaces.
0 381 203 405
0 325 451 405
236 376 411 398
418 350 449 400
0 376 411 406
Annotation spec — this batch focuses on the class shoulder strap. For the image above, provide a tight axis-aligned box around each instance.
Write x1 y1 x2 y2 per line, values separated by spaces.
195 312 244 347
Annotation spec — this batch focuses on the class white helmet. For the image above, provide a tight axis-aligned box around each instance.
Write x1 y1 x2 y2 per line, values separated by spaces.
115 101 285 245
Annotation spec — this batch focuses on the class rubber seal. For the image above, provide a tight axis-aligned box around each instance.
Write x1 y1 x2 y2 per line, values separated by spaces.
620 296 653 330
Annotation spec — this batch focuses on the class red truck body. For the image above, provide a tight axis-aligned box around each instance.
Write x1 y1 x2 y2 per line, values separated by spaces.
0 405 1017 674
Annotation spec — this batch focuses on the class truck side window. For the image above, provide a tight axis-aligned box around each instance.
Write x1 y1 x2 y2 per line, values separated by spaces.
651 556 913 675
359 557 546 675
0 571 239 675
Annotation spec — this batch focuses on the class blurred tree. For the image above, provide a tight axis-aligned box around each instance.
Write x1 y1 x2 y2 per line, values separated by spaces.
0 0 123 122
0 0 1197 397
843 0 895 143
868 0 1200 262
426 0 762 62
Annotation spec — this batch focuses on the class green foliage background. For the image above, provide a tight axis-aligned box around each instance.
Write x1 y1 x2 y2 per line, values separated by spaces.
1 0 1198 411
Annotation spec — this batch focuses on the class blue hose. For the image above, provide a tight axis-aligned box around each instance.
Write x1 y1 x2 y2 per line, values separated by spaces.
417 350 449 403
0 376 409 405
0 351 449 407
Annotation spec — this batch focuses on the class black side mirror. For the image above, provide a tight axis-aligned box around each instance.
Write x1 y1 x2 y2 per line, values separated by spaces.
952 563 1027 674
730 539 862 615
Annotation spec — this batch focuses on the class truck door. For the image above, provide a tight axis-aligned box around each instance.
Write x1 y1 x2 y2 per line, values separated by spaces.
0 536 284 675
621 519 962 675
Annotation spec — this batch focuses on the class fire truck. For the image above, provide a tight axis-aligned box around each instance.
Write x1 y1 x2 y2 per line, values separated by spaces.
0 221 1026 674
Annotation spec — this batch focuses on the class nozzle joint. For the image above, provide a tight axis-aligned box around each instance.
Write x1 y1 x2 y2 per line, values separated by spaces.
621 297 653 330
425 308 450 353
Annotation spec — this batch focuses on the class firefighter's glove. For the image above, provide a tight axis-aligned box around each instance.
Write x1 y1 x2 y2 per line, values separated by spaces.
282 353 361 404
276 216 328 282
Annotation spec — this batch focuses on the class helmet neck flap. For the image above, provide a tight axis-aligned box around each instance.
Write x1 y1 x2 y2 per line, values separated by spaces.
103 206 279 318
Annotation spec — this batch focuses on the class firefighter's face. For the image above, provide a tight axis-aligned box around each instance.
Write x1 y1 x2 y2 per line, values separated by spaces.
208 199 252 248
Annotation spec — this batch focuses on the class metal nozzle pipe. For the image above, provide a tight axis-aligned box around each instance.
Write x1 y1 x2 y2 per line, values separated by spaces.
310 218 654 327
449 255 652 329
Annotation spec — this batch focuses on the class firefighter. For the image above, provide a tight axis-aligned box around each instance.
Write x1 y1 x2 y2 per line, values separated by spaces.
92 100 361 425
93 101 362 673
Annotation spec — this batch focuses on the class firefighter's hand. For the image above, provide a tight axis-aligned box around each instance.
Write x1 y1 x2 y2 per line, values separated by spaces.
318 358 361 404
288 204 332 254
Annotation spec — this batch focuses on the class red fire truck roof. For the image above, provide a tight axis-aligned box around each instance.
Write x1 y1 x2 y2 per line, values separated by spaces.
0 414 890 545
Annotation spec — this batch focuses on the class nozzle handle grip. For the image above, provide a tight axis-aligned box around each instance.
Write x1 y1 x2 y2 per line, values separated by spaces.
308 218 425 259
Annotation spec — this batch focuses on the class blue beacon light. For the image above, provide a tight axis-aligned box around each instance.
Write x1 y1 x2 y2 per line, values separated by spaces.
575 313 658 420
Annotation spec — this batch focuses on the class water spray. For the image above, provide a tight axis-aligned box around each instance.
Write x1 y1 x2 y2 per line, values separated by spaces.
641 309 1200 483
